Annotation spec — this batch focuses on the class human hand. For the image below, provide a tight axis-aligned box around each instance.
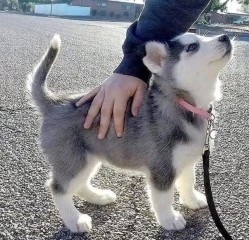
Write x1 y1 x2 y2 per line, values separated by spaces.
76 73 147 139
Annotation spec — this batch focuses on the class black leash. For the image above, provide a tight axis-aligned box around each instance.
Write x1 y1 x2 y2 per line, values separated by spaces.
203 149 233 240
202 110 233 240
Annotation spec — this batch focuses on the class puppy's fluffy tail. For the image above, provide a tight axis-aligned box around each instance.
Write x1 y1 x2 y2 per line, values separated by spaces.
27 34 61 114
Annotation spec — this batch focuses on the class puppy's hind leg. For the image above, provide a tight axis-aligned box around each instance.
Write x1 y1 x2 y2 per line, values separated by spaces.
77 154 116 205
49 178 92 233
176 163 207 210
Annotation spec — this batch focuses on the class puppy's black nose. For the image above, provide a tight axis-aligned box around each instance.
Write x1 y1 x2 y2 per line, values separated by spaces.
218 34 229 42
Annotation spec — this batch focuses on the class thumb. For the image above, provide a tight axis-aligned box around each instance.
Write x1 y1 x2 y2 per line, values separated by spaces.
76 86 101 107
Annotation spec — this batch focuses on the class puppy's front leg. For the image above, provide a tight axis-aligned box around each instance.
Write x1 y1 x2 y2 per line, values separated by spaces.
147 182 186 231
176 163 207 210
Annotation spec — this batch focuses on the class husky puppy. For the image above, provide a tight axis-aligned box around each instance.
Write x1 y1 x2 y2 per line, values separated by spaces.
27 33 233 233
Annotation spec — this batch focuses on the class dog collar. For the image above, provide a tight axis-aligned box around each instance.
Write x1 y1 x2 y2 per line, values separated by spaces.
177 98 212 120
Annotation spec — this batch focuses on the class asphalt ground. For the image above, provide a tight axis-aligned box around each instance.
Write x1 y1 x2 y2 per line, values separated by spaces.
0 13 248 240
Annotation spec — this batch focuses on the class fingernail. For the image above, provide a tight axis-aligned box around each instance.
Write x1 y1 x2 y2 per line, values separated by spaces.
132 109 138 116
84 122 90 129
117 132 122 138
98 133 104 140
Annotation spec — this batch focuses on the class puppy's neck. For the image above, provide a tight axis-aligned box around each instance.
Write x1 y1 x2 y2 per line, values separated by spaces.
175 74 221 110
151 74 220 112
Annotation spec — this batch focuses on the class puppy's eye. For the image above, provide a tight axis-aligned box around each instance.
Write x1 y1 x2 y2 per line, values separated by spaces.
186 43 198 52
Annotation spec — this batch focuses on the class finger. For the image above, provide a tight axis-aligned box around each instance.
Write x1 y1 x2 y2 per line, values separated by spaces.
131 86 146 116
84 90 104 129
76 86 101 107
113 97 127 138
98 96 114 140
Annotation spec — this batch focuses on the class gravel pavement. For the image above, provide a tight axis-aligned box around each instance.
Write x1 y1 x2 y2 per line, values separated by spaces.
0 13 248 240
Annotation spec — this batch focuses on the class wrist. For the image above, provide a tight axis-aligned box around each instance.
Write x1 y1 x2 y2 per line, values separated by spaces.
114 54 151 84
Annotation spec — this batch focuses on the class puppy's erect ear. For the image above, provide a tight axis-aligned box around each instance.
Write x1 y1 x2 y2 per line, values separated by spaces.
143 42 167 74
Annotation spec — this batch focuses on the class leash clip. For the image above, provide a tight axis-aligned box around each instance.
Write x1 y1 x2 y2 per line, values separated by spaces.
202 105 214 155
203 119 212 154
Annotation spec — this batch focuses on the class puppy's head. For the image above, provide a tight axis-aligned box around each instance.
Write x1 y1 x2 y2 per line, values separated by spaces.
143 33 233 106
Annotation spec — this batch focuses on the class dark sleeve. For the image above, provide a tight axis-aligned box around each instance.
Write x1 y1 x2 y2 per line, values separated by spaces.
114 0 210 84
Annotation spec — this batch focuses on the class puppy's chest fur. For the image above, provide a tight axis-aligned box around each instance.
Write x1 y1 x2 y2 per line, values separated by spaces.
171 121 207 175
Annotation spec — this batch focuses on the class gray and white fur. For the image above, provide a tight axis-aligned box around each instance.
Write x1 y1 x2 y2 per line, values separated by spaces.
27 33 233 232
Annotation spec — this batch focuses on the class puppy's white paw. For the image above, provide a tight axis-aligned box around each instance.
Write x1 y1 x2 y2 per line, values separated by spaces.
66 214 92 233
180 190 207 210
81 189 117 205
77 214 92 232
95 189 117 205
159 211 186 231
